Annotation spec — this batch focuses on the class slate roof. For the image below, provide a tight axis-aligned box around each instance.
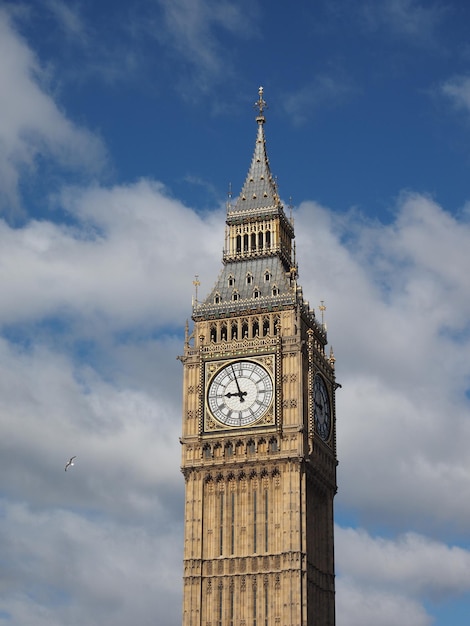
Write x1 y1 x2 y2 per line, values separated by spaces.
230 120 281 218
206 256 292 302
193 254 296 319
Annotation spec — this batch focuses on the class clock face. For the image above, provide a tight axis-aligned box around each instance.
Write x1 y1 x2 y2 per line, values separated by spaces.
314 374 331 441
207 360 274 427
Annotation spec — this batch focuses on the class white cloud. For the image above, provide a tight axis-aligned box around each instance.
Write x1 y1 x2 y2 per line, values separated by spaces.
335 526 470 626
0 502 182 626
0 337 182 514
0 333 184 624
296 194 470 532
337 527 470 599
336 578 432 626
441 75 470 115
0 179 224 330
0 8 107 215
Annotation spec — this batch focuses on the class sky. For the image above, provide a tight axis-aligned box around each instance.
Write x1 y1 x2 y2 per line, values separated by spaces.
0 0 469 625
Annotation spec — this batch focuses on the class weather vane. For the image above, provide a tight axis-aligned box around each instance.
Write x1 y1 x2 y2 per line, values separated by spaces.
255 86 267 118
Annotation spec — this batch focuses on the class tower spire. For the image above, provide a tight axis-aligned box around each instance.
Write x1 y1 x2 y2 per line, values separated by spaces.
197 86 299 310
230 87 279 216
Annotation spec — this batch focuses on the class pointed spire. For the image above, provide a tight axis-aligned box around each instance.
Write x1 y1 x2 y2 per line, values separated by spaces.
231 87 280 216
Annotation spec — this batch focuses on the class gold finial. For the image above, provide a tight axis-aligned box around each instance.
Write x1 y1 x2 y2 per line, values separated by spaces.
319 300 326 327
329 346 335 363
192 275 200 306
255 86 267 121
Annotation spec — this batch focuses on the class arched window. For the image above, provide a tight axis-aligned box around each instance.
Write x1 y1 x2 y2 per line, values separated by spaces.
231 322 238 340
247 440 256 455
246 273 253 285
228 275 235 287
258 232 263 249
262 317 270 336
236 235 242 254
232 291 240 301
265 231 271 248
264 270 271 282
269 438 278 453
273 315 280 335
272 285 279 296
251 232 257 250
253 289 260 299
243 234 249 252
214 292 221 304
210 324 217 342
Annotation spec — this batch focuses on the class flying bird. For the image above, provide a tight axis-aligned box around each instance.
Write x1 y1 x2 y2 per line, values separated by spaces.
65 456 76 471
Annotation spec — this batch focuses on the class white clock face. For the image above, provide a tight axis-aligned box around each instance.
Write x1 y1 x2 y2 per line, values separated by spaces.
207 360 274 427
314 374 331 441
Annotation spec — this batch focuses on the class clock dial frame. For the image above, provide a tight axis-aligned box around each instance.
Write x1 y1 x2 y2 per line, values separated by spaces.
206 359 274 428
313 373 331 441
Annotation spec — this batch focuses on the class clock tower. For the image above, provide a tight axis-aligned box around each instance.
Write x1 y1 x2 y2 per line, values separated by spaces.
179 88 338 626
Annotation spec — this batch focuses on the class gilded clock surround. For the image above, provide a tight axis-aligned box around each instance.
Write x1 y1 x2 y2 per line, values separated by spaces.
179 88 338 626
205 355 276 431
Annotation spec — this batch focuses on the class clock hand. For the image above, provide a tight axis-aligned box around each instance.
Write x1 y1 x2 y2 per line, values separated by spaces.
230 364 246 402
225 391 248 399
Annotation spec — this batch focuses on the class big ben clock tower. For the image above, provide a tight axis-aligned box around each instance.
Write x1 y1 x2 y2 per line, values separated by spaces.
179 88 338 626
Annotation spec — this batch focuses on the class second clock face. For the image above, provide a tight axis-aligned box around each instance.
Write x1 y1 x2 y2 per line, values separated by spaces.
314 373 331 441
207 360 274 427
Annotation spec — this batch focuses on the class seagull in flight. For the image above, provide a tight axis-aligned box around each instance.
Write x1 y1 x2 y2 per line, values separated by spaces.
65 456 76 471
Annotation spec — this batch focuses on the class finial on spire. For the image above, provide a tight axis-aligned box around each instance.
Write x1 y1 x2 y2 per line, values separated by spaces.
255 86 267 122
329 346 336 367
319 301 327 329
192 275 200 306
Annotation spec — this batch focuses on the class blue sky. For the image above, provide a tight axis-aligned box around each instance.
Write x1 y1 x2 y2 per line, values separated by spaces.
1 1 470 625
